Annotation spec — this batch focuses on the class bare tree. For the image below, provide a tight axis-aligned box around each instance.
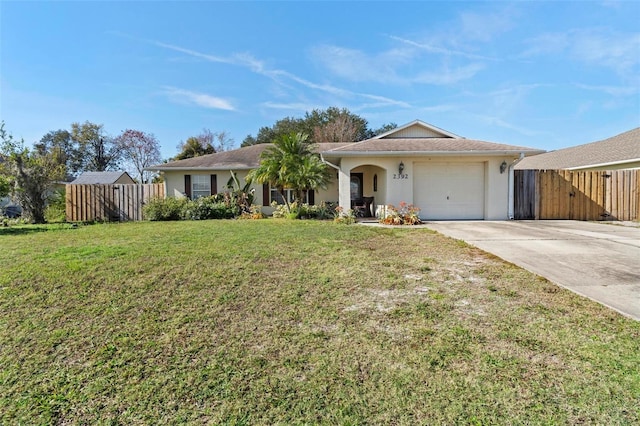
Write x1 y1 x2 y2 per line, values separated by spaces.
174 128 234 160
114 129 162 183
196 128 234 152
71 121 121 172
313 113 362 142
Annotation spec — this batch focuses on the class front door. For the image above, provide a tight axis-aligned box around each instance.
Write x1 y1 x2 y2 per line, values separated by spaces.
350 173 363 201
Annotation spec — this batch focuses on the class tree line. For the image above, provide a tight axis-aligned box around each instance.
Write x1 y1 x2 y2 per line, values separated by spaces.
0 107 395 223
0 121 168 223
242 107 396 146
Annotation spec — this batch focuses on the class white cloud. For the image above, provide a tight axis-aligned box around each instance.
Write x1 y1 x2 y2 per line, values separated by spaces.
153 41 234 65
475 114 540 137
310 44 406 83
574 83 639 97
152 39 410 110
163 87 235 111
457 9 516 43
358 93 411 109
388 35 497 61
309 6 518 86
262 102 320 112
522 29 640 78
414 63 486 85
311 42 485 86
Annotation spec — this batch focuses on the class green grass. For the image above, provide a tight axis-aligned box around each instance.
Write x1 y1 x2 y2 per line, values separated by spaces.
1 220 639 424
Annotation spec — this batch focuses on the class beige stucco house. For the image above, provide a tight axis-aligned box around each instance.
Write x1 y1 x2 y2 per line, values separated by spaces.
149 120 544 220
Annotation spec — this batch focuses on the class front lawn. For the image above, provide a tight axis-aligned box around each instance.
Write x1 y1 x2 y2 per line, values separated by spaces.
0 220 638 424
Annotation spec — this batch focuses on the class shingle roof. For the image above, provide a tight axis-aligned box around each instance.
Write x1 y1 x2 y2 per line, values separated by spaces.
149 143 352 171
323 137 542 156
516 127 640 170
71 171 134 184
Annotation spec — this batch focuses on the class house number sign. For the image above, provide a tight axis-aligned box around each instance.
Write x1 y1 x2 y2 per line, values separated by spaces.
393 173 409 180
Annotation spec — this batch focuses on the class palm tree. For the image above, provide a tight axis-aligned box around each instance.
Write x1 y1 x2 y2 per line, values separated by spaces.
247 132 331 209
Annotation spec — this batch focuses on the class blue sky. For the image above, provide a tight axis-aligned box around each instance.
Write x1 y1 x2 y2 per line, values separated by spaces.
1 1 639 160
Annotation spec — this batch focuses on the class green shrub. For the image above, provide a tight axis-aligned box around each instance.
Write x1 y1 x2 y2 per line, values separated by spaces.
143 197 188 221
270 201 338 220
308 201 338 219
44 189 66 223
180 196 238 220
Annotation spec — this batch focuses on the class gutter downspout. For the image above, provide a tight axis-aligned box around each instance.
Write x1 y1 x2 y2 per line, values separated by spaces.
508 153 525 220
320 153 340 173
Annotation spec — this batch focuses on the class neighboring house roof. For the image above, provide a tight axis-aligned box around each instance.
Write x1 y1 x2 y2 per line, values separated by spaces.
323 120 543 157
71 171 135 184
149 143 351 171
516 127 640 170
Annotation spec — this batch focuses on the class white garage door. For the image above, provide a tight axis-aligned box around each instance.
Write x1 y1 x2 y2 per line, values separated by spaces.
414 163 485 220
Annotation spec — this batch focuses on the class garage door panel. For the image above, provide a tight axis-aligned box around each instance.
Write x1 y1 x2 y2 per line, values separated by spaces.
414 163 485 220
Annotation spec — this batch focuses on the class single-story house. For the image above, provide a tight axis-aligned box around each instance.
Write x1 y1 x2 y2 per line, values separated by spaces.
516 127 640 171
71 171 136 185
148 120 544 220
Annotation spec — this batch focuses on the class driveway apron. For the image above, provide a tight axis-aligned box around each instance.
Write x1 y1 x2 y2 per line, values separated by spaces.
425 220 640 320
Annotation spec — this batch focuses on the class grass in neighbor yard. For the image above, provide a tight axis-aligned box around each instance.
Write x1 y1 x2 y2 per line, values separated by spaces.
1 220 639 424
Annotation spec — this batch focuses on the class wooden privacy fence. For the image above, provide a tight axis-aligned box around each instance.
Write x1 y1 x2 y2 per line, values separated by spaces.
66 184 165 222
514 169 639 221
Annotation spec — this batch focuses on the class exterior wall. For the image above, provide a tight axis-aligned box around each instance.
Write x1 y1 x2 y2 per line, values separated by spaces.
163 170 237 198
159 153 521 220
340 157 402 211
338 155 519 220
161 169 338 215
387 127 444 138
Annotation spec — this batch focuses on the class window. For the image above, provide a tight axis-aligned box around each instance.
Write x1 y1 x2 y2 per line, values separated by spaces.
192 175 211 199
270 188 309 204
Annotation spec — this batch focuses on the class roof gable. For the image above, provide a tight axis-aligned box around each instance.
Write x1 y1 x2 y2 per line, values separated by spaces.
323 120 542 156
375 120 461 139
71 171 135 184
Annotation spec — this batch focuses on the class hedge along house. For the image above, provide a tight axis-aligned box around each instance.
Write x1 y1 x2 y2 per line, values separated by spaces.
322 120 544 220
148 120 544 220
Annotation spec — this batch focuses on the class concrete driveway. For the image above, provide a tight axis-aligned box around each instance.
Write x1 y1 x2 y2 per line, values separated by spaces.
426 220 640 320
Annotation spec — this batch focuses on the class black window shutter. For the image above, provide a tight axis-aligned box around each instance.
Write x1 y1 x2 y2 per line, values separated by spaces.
308 189 315 205
184 175 191 199
210 174 217 195
262 184 270 206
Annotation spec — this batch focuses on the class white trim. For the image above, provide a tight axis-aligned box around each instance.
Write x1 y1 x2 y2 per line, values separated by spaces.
567 158 640 170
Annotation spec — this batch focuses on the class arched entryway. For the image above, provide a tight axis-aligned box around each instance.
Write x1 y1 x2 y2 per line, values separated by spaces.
349 165 386 217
